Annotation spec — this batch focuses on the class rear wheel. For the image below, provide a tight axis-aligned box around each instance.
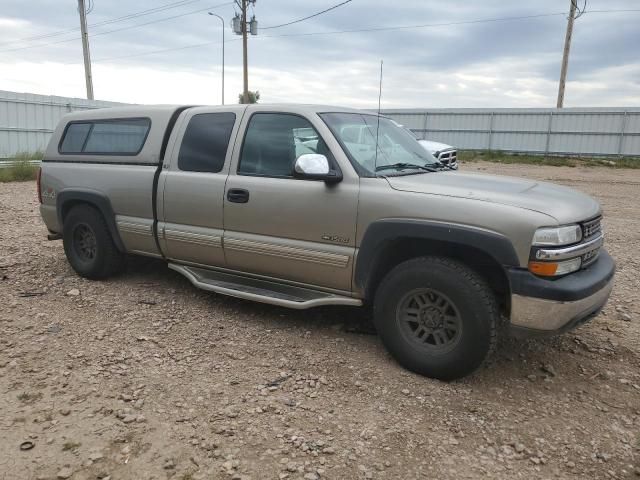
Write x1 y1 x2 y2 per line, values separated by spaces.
63 204 125 279
373 256 498 380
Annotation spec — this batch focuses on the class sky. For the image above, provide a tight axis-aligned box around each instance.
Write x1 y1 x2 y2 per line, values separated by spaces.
0 0 639 108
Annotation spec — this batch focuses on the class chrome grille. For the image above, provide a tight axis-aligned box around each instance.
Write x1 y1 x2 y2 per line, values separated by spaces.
582 216 602 240
437 150 457 165
580 216 603 267
582 247 600 267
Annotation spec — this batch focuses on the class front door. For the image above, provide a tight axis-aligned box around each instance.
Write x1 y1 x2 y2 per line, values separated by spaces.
223 111 359 293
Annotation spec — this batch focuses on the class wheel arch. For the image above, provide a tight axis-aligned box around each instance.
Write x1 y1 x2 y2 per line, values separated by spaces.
355 219 520 316
57 189 126 252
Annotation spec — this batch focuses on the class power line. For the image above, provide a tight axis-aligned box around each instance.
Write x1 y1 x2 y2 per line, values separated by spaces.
261 12 570 38
90 3 234 40
91 40 223 64
91 13 568 62
9 7 640 61
0 0 203 47
261 0 353 30
0 2 233 54
84 8 640 65
572 0 588 19
259 9 640 39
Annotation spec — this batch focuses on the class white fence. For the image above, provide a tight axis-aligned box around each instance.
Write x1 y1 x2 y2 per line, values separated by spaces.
0 90 125 158
383 107 640 157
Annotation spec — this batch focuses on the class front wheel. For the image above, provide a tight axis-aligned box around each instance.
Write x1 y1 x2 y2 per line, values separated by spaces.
373 256 499 380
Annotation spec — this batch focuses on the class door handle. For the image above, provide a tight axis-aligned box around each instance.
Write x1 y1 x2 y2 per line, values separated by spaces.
227 188 250 203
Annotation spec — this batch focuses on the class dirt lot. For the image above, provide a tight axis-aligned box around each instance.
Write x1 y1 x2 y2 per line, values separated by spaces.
1 161 638 480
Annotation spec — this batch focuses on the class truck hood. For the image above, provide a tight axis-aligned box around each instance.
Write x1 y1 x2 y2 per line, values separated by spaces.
417 139 454 153
386 171 601 224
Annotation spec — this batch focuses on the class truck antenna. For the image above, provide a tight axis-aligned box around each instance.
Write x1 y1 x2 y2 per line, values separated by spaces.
374 59 383 171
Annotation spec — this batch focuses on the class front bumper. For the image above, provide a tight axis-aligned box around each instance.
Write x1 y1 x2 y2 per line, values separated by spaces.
507 250 615 338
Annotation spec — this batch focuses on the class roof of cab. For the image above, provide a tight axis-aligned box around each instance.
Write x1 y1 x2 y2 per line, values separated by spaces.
58 103 369 122
59 104 191 122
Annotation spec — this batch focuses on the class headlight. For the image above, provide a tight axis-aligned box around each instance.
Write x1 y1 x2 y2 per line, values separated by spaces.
532 225 582 246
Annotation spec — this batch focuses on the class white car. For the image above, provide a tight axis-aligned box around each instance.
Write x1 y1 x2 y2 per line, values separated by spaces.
417 139 458 170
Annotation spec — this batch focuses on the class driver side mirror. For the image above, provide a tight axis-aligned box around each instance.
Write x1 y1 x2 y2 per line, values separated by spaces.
293 154 342 184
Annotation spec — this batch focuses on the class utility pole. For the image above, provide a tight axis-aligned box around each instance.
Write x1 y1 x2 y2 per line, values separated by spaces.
232 1 257 104
77 0 94 100
241 0 249 104
557 0 577 108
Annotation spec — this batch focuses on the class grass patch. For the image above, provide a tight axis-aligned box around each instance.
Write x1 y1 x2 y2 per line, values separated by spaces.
0 151 42 182
459 150 640 169
17 391 43 403
62 441 81 451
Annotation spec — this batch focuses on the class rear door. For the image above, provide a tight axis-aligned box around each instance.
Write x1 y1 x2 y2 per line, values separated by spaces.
222 108 359 293
158 106 244 267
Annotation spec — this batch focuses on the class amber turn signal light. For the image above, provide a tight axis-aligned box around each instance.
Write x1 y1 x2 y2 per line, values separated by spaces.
528 261 558 276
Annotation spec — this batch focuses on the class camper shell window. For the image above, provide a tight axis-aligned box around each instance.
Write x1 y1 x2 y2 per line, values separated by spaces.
59 118 151 155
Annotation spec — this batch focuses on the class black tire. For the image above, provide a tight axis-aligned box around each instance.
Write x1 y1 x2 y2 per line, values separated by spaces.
62 204 126 280
373 256 498 380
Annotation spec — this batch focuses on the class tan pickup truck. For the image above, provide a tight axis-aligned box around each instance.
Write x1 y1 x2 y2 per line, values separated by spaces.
38 104 615 380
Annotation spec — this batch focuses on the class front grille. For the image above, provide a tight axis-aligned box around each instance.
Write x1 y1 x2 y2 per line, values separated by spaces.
582 216 602 240
582 247 600 267
580 216 603 267
438 150 457 165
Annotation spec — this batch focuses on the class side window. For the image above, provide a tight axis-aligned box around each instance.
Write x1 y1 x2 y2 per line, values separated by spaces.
238 113 331 177
59 118 150 155
59 123 91 153
178 112 236 173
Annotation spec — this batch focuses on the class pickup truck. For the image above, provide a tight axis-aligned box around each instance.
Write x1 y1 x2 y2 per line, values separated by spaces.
417 139 458 170
391 121 459 170
38 104 615 380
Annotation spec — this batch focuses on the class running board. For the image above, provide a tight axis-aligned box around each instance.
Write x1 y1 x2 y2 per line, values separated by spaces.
168 264 362 309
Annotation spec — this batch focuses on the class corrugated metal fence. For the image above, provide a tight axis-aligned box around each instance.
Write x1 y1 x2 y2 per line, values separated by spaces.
0 90 125 158
383 108 640 157
1 90 639 158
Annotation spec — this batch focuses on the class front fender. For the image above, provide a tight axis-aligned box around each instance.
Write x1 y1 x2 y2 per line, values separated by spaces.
354 218 520 294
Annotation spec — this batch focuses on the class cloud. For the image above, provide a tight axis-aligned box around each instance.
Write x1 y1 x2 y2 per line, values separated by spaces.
0 0 638 107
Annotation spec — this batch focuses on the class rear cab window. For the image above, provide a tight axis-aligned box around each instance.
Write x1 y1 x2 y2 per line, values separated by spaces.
58 118 151 155
178 112 236 173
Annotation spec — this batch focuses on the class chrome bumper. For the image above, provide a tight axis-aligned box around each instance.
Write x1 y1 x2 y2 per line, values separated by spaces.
507 250 615 337
510 276 613 333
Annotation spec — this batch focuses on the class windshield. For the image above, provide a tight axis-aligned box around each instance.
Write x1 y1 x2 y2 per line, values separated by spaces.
320 112 439 176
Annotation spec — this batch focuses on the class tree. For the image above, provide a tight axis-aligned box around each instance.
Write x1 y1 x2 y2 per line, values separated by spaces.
238 90 260 104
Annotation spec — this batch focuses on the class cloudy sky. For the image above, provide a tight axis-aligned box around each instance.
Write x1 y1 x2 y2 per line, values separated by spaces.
0 0 639 108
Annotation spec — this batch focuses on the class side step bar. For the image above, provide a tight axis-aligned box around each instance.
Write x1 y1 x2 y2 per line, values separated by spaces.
168 264 363 309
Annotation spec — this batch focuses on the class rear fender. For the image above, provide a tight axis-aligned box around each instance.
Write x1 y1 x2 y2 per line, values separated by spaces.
56 189 126 252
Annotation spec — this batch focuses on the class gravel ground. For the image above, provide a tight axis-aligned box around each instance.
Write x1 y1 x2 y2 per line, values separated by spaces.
1 161 638 480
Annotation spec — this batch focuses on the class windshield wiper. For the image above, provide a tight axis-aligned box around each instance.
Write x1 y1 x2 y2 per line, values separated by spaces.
375 162 439 173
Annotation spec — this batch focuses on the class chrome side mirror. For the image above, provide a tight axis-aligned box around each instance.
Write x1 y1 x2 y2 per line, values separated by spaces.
293 154 342 184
